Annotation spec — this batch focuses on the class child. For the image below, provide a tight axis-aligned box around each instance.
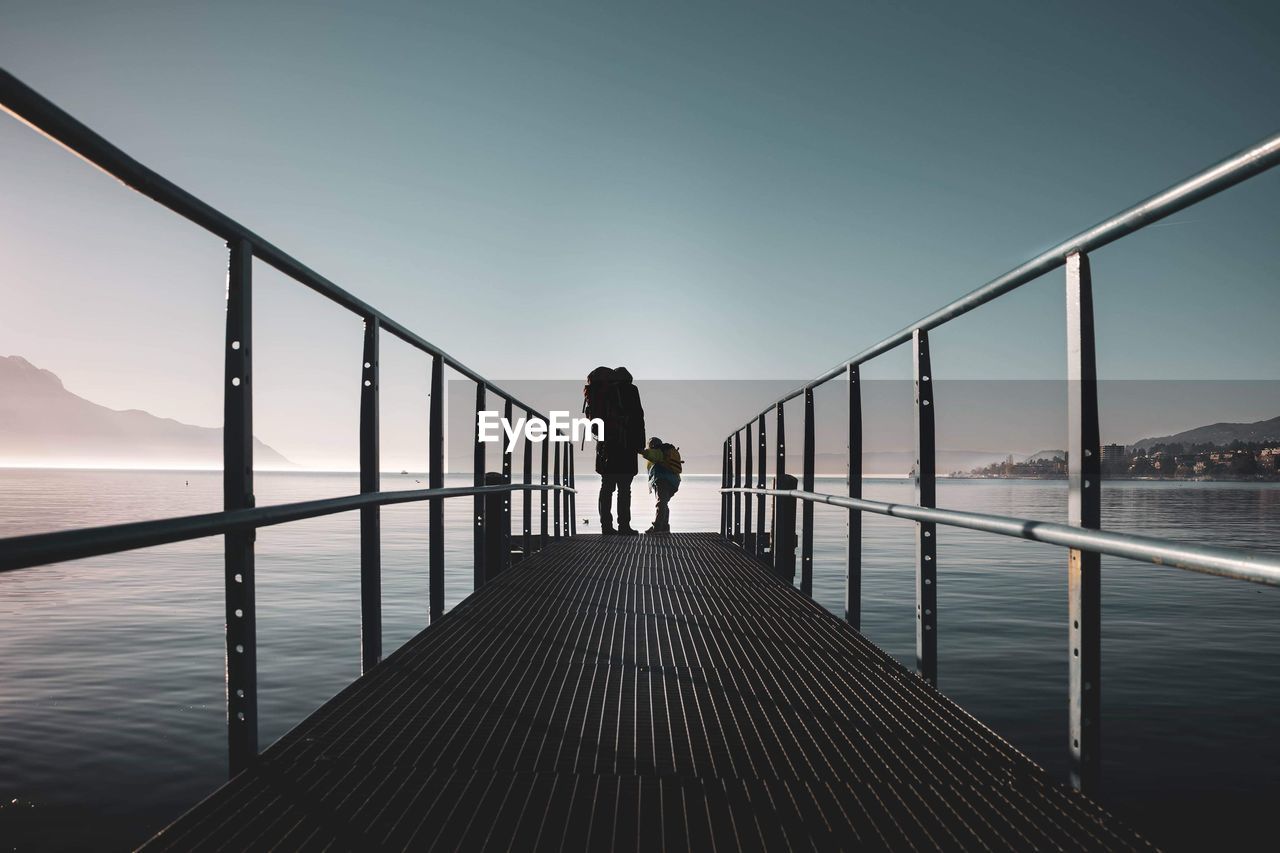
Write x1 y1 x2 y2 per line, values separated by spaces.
639 437 682 534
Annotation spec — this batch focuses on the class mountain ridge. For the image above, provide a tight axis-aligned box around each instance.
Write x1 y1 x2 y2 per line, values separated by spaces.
0 355 292 469
1133 415 1280 450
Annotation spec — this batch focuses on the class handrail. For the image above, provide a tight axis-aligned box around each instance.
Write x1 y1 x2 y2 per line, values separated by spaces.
727 487 1280 587
733 129 1280 433
0 483 574 573
0 68 541 416
720 130 1280 796
0 67 581 777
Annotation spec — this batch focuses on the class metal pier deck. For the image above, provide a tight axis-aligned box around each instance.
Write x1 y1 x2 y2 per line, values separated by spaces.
144 534 1145 851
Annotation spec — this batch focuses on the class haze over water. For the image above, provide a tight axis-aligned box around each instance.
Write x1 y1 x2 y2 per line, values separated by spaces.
1 468 1278 850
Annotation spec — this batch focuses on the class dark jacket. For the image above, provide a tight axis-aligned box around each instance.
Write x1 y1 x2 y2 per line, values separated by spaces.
594 367 645 477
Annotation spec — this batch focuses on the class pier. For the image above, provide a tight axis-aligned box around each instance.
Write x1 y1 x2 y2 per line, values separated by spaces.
143 534 1146 851
3 67 1280 849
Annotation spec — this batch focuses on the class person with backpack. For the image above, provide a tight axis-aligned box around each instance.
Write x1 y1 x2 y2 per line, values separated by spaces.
639 437 682 534
583 366 645 535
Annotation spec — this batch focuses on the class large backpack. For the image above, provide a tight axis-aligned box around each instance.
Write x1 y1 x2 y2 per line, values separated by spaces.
583 367 625 432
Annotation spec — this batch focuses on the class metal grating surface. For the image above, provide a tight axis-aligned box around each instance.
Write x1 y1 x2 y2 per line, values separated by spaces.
144 533 1148 851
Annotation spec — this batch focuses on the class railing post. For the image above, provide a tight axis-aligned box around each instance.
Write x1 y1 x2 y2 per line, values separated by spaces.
720 440 730 538
428 353 444 622
756 414 767 558
483 471 510 582
567 446 576 536
223 238 257 778
775 402 786 557
473 383 486 588
733 430 743 543
847 363 862 630
1066 251 1102 794
772 473 798 583
502 399 513 480
540 436 549 549
359 316 381 674
801 387 815 597
743 423 753 551
914 328 937 686
522 408 533 558
553 442 562 539
501 399 513 552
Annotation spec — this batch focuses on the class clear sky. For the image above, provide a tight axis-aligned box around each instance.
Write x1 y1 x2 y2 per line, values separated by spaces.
2 0 1278 467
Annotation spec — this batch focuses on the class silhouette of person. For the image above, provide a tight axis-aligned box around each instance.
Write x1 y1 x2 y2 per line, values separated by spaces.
584 366 645 535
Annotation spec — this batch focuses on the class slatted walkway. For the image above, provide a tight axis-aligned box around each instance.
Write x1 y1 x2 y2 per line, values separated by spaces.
144 533 1147 851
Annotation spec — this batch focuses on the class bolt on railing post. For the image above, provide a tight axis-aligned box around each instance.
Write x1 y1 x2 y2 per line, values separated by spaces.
756 414 767 558
539 436 549 549
847 363 862 630
1066 251 1102 794
473 383 486 588
223 237 258 778
359 316 382 674
801 388 815 597
744 423 753 551
733 430 743 543
553 442 562 539
914 328 937 686
428 353 444 622
522 408 533 558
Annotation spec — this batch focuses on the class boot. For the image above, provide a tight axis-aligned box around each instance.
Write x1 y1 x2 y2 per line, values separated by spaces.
617 526 638 536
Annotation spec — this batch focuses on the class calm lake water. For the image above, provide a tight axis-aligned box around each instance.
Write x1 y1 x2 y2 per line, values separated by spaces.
2 469 1279 850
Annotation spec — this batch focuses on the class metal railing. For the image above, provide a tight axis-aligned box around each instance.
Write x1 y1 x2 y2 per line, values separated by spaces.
719 129 1280 794
0 69 578 776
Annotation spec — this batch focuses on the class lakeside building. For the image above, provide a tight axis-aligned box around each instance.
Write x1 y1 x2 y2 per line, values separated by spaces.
1101 444 1127 464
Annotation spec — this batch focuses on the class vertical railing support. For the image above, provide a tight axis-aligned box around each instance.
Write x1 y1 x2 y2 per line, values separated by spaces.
1066 250 1102 794
772 473 798 583
502 399 513 480
801 387 815 596
223 238 257 778
540 437 549 549
914 328 937 686
734 431 743 542
776 402 786 556
846 363 862 630
522 408 533 558
567 447 576 536
720 440 730 538
428 353 444 622
553 442 562 539
473 383 486 588
744 423 753 551
359 316 381 674
756 414 767 558
483 471 511 581
501 399 513 550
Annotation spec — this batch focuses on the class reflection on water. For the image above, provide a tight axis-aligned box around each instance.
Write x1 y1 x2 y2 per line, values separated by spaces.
1 469 1279 850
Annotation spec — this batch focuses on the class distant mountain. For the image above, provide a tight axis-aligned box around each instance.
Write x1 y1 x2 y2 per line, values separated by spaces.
1133 415 1280 450
0 355 292 468
1024 449 1066 462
